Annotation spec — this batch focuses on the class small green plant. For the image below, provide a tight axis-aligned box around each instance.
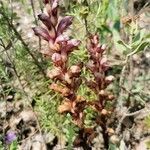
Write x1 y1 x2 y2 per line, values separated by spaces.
9 140 18 150
144 115 150 128
146 140 150 149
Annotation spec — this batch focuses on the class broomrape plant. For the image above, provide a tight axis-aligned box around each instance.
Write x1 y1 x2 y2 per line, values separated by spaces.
33 0 115 148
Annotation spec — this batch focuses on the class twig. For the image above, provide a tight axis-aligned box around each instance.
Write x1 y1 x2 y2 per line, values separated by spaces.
19 129 38 143
117 56 129 108
121 86 146 103
125 109 146 117
116 106 150 135
30 0 38 25
116 107 130 135
38 0 44 12
30 0 42 54
126 56 134 105
9 0 13 24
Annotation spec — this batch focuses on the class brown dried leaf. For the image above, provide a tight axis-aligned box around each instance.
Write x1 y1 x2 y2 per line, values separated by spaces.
49 83 71 96
58 100 73 113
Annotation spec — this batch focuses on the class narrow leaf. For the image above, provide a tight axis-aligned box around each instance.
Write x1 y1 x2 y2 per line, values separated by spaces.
117 40 131 50
128 41 149 56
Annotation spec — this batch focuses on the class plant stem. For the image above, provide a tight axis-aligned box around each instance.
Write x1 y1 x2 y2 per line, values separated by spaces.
101 115 109 149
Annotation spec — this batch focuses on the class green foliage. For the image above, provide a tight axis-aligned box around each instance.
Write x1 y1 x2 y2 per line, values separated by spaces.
0 138 4 150
146 140 150 149
9 140 18 150
144 115 150 128
109 143 118 150
117 23 150 56
63 114 78 149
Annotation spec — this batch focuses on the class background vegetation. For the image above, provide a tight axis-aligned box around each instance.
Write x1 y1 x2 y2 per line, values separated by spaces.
0 0 150 149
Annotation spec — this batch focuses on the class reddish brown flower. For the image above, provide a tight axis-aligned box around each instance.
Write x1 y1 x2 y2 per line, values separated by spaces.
32 27 51 41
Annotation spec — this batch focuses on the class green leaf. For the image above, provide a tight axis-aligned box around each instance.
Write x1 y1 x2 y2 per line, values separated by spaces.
145 34 150 39
133 32 141 43
117 40 131 50
107 0 119 21
109 143 118 150
9 140 18 150
146 140 150 149
119 140 127 150
112 29 126 52
129 41 149 56
0 140 4 150
101 25 112 33
144 115 150 128
132 29 147 49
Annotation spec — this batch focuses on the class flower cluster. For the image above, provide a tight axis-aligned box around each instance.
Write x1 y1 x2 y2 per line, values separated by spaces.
85 34 115 149
33 0 115 148
86 34 115 111
33 0 85 127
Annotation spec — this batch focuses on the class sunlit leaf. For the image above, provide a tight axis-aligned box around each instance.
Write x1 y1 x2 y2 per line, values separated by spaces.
128 41 149 56
117 40 131 50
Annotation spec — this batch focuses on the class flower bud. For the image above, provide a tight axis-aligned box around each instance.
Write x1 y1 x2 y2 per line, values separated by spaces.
100 57 107 65
55 35 69 43
108 94 115 100
101 44 106 50
96 44 106 54
70 65 81 76
50 14 58 27
51 53 63 66
61 51 67 62
64 73 71 84
47 68 62 79
45 4 52 17
32 27 51 41
101 109 108 115
65 39 81 53
50 0 59 26
76 95 85 102
86 61 95 72
38 13 56 39
92 34 99 45
68 39 80 47
105 75 115 85
57 16 73 35
61 87 72 96
99 90 106 96
100 57 109 71
107 128 115 135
